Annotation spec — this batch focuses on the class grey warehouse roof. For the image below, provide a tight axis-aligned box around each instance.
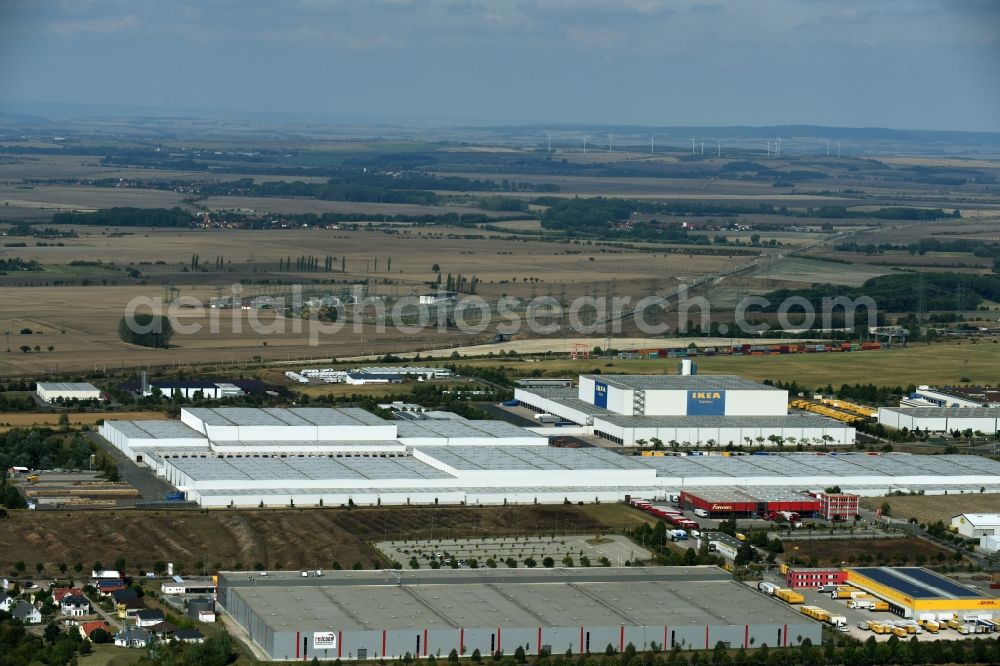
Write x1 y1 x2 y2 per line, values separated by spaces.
635 452 1000 478
412 446 649 471
185 407 392 427
218 566 804 633
104 420 205 439
583 375 779 391
169 455 455 482
37 382 98 391
396 420 545 439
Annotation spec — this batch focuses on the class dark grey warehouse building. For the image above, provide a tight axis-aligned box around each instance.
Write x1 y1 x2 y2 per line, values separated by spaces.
216 567 821 662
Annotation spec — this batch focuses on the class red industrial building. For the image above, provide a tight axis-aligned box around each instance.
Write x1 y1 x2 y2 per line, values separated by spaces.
817 492 859 521
679 487 820 519
784 567 848 589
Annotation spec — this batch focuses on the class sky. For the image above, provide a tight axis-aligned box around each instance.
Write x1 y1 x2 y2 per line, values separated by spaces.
1 0 998 132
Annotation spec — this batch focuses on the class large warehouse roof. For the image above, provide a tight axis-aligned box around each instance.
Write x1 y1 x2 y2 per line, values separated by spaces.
396 420 545 440
185 407 391 427
584 375 780 391
169 456 455 482
218 566 801 633
36 382 98 392
637 452 1000 478
102 420 204 439
413 446 648 471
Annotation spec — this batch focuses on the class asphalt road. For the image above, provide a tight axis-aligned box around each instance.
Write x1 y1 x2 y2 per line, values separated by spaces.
83 431 178 502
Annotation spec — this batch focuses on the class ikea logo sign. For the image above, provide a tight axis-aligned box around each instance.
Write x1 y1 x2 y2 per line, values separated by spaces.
687 389 726 415
594 382 608 408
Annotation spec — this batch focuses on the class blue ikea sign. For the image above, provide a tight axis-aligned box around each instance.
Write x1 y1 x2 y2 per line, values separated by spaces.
594 381 608 408
687 390 726 415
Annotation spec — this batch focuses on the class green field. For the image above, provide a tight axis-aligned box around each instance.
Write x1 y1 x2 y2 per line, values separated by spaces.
455 341 1000 388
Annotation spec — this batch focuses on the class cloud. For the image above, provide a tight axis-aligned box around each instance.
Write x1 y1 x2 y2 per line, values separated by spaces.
46 13 140 35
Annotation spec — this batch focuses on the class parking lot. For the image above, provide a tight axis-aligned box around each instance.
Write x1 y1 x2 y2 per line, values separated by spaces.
376 534 651 568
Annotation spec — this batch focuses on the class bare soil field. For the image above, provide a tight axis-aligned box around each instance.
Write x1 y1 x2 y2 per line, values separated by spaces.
789 537 956 567
202 195 507 217
0 184 192 213
0 411 166 430
0 227 739 375
0 504 615 573
859 494 1000 525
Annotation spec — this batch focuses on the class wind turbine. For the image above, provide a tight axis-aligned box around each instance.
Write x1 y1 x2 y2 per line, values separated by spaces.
825 139 830 157
608 134 613 153
766 140 771 157
717 140 721 158
700 141 704 155
583 136 588 154
837 141 841 158
650 135 656 155
775 137 782 157
691 137 696 155
546 132 552 153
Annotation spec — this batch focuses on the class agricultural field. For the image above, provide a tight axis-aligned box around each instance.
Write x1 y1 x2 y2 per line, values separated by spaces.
0 411 166 430
859 494 1000 525
0 131 999 380
0 504 618 573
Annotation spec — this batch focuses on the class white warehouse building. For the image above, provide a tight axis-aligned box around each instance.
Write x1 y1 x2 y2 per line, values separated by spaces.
97 406 1000 508
878 407 1000 434
36 382 101 402
515 375 854 446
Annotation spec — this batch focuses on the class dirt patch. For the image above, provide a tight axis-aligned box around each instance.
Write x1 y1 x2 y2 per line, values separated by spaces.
789 537 957 567
0 505 615 575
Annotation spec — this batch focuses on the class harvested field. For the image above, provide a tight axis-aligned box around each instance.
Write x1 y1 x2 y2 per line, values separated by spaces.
202 195 507 217
860 494 1000 525
788 537 957 567
0 411 166 430
746 257 890 286
0 184 191 213
0 504 617 573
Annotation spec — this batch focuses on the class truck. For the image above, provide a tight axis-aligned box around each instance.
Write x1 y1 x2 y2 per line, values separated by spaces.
827 615 848 631
164 491 186 502
775 589 804 604
758 582 779 595
669 529 689 541
534 414 560 424
849 599 875 611
872 600 889 612
693 508 710 518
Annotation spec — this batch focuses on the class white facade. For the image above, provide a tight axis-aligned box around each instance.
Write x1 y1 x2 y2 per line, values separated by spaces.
100 406 1000 509
36 382 101 402
951 513 1000 539
879 407 1000 434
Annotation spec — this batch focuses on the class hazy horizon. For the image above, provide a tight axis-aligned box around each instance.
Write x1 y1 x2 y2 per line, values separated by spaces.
1 1 999 133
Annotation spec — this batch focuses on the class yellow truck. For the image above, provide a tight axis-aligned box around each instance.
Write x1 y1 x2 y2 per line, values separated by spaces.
892 626 909 638
872 600 889 612
924 621 940 634
776 589 804 604
832 586 855 599
870 623 889 635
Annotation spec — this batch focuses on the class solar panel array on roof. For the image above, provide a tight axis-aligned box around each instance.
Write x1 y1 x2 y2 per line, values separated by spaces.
852 567 939 598
894 567 985 598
